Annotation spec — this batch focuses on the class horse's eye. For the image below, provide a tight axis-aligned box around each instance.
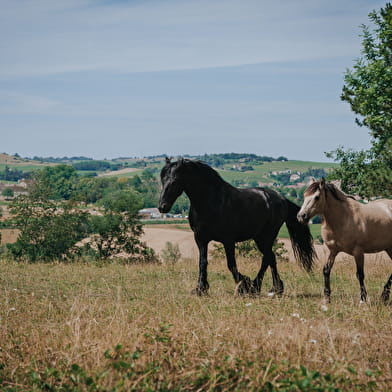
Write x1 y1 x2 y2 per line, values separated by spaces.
315 195 320 201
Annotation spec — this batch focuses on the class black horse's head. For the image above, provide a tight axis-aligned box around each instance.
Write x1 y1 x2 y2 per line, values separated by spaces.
158 157 186 213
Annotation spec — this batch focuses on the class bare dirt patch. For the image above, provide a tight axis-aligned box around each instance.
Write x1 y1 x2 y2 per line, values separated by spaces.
0 229 19 245
98 167 140 177
142 227 198 259
142 226 368 267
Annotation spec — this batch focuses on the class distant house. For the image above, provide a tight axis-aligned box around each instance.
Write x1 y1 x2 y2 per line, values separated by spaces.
138 208 162 219
18 179 34 188
289 174 301 182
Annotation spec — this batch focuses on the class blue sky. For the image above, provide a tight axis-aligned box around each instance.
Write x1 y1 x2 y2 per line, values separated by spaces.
0 0 386 161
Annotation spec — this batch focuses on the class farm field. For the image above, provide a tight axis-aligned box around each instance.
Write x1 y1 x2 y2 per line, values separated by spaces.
216 160 338 185
1 242 391 391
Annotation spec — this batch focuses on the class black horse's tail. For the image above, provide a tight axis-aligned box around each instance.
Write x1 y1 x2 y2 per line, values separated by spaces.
285 199 316 272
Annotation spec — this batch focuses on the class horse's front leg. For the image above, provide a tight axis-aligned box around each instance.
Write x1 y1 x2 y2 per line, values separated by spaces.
193 239 209 295
224 242 254 295
323 250 338 303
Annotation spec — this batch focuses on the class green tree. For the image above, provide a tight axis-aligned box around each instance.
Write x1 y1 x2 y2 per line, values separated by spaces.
8 192 88 262
129 169 160 208
36 164 79 200
2 187 14 198
87 190 156 262
328 3 392 197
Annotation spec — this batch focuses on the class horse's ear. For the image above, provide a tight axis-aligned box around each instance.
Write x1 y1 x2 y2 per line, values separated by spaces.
179 157 185 165
320 177 326 190
165 157 171 164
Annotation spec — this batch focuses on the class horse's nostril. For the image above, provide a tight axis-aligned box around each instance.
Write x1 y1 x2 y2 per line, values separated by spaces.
297 213 307 222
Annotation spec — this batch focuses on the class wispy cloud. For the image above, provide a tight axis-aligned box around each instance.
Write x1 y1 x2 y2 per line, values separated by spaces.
0 0 378 78
0 90 59 114
0 0 383 160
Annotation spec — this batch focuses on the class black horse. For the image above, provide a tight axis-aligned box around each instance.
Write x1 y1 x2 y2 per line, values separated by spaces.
158 158 315 295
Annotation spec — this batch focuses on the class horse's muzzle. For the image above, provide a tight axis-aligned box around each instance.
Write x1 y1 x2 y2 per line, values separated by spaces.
297 212 309 224
158 203 170 213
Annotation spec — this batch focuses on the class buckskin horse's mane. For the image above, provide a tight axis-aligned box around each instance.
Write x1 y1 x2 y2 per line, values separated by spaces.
305 181 354 202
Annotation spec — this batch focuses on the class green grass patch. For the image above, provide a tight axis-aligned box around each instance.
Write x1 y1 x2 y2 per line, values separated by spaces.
279 223 321 240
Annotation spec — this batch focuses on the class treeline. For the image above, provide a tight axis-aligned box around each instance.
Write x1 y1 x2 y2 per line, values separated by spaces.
191 153 288 168
23 165 160 208
29 156 93 163
72 160 122 172
0 166 31 182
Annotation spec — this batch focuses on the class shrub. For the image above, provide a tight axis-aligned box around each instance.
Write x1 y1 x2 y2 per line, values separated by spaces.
160 241 181 264
211 239 288 262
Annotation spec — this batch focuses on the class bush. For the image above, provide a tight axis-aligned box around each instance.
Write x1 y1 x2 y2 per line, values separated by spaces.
1 188 14 198
160 242 181 264
211 239 288 262
7 195 88 262
85 190 157 263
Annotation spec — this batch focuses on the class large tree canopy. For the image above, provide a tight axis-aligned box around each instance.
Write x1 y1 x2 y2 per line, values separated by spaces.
329 3 392 198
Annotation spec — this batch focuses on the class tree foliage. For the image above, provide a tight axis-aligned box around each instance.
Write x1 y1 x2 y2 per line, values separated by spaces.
36 164 79 200
86 190 156 262
7 174 156 263
329 3 392 197
8 193 88 262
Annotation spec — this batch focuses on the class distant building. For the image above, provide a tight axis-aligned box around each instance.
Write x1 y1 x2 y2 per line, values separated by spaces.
289 174 301 182
138 208 162 219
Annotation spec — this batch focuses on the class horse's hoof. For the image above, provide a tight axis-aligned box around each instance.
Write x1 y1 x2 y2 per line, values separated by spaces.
191 288 209 296
320 297 329 311
381 294 390 304
234 276 257 296
268 287 284 297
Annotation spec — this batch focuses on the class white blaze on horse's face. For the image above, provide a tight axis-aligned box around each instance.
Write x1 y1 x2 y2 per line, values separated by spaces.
298 189 324 224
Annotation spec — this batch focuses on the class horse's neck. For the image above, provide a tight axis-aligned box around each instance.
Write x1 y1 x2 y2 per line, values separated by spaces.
184 176 227 213
323 196 352 231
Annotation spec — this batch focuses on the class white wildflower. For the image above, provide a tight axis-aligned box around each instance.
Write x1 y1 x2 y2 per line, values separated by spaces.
320 304 328 312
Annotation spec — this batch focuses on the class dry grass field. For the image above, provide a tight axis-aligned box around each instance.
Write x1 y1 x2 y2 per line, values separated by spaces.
1 242 392 391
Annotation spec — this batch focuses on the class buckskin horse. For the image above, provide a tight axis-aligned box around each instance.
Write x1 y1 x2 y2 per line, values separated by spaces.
158 158 315 295
298 178 392 303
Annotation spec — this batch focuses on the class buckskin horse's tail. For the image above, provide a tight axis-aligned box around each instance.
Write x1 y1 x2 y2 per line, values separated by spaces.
285 199 316 272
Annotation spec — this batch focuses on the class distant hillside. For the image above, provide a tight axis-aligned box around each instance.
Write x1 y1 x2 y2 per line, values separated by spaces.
0 152 338 187
0 153 32 165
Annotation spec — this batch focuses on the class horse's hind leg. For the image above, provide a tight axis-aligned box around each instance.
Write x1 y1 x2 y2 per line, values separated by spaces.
224 242 254 295
354 253 367 302
381 249 392 304
253 239 283 295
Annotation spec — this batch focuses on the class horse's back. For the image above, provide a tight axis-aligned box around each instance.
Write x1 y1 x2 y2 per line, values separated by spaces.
189 186 287 243
360 199 392 225
353 198 392 252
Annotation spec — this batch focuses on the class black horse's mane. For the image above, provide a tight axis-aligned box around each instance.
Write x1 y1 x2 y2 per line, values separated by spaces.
178 159 226 183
